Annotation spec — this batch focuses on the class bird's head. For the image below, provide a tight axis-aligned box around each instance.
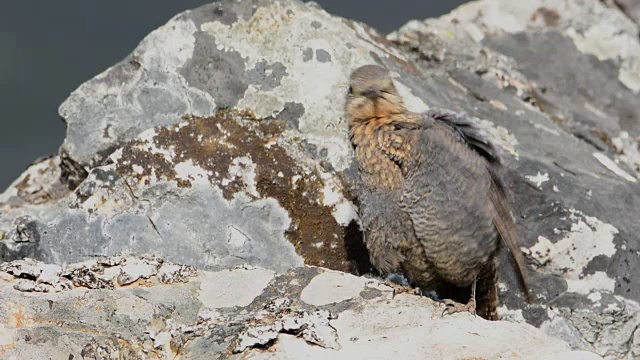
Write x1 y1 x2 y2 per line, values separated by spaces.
345 65 406 127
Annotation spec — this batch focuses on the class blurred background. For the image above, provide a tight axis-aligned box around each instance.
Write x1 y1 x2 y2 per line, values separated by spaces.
0 0 469 189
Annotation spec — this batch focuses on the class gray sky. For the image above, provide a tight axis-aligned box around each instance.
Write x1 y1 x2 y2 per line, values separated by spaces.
0 0 469 189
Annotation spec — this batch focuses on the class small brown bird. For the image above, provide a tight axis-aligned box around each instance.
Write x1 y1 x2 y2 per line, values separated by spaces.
346 64 530 320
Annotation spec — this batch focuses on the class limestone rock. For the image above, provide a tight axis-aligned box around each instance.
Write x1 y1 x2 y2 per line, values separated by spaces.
0 255 599 359
0 0 638 358
609 0 640 25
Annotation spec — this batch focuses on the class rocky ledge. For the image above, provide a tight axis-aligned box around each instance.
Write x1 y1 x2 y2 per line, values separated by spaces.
1 0 639 358
0 255 599 359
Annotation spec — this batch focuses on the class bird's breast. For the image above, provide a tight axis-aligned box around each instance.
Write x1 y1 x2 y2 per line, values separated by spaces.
355 144 403 191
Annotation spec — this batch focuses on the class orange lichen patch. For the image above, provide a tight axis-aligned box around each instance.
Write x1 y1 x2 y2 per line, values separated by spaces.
0 344 16 357
0 323 16 356
116 338 130 349
114 109 356 272
6 303 32 328
245 2 293 35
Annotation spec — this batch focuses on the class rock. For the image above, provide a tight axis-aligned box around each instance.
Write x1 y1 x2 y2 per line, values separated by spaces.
0 255 599 359
0 156 69 206
0 110 360 273
0 0 638 358
610 0 640 25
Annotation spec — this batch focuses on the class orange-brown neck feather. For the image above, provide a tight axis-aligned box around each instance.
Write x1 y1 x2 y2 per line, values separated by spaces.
347 94 406 141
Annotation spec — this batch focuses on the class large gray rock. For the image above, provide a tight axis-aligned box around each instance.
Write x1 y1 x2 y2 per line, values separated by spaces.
0 0 638 358
610 0 640 25
0 255 600 359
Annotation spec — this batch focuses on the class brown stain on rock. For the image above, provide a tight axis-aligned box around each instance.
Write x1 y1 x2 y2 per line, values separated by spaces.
531 7 561 27
114 109 355 272
592 129 616 151
13 157 68 205
116 143 178 187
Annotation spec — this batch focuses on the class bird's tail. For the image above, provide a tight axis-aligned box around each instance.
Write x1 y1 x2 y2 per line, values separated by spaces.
489 170 532 304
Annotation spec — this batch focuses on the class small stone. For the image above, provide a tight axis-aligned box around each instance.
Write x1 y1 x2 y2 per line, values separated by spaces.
14 280 37 292
300 271 366 306
117 258 160 286
158 263 197 284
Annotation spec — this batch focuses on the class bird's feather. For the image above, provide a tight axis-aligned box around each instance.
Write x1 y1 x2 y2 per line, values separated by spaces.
383 109 531 302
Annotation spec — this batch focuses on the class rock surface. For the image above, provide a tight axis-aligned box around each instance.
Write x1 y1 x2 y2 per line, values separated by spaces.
609 0 640 25
0 0 638 358
0 255 599 359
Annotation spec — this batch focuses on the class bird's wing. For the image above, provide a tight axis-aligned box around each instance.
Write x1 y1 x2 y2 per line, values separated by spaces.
426 109 501 165
381 109 499 165
431 109 531 302
382 110 531 302
375 113 434 167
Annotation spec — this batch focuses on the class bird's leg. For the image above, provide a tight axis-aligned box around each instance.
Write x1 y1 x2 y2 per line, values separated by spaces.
441 278 477 317
384 280 422 298
383 273 421 298
474 263 500 320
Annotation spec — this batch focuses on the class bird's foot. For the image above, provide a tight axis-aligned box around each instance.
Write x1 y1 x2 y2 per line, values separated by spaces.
383 280 421 298
440 298 477 317
441 278 477 317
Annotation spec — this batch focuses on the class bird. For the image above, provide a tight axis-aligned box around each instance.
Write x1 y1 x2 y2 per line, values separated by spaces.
345 64 530 320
